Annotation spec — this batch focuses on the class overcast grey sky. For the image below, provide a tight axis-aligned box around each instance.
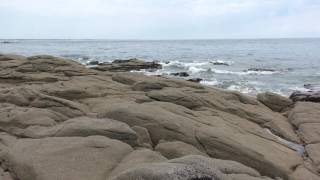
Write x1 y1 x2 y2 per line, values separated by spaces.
0 0 319 39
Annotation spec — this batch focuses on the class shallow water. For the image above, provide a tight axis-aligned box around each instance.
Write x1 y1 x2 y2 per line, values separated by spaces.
1 39 320 96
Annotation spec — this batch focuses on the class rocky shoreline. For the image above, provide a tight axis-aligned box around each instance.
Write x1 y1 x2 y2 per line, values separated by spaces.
0 54 319 180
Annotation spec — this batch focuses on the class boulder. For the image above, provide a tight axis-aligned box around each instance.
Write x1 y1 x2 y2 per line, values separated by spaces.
257 92 293 112
0 136 133 180
155 141 208 159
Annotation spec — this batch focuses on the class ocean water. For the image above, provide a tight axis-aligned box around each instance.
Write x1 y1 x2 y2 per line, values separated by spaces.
1 39 320 96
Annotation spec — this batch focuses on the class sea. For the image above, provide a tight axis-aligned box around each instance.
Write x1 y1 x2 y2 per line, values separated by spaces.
1 38 319 96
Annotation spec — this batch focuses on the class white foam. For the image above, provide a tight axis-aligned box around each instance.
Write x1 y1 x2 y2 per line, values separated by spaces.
208 69 278 75
201 80 219 86
289 86 310 92
188 66 207 73
227 85 254 94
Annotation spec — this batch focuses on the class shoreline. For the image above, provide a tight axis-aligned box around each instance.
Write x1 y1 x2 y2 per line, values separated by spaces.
0 54 319 180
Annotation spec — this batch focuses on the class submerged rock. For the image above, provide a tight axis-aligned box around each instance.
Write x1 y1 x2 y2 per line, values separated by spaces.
210 60 230 66
86 60 100 65
246 68 276 72
187 78 203 83
170 72 190 77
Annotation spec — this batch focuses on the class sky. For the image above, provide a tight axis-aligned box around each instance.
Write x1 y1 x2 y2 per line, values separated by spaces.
0 0 319 39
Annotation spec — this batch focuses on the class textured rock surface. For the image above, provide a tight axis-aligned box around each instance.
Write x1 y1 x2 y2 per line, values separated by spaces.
0 136 133 180
257 92 293 112
290 91 320 102
0 54 319 180
19 116 137 146
109 155 273 180
132 126 153 148
288 101 320 177
155 141 209 159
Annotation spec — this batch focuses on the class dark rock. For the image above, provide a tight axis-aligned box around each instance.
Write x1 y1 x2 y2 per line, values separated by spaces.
210 61 229 66
92 58 162 72
1 41 15 44
170 72 190 77
246 68 275 72
187 78 202 83
290 91 320 102
87 60 100 65
304 84 320 91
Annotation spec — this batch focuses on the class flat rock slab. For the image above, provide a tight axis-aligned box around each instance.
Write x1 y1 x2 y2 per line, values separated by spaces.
20 116 138 146
0 136 133 180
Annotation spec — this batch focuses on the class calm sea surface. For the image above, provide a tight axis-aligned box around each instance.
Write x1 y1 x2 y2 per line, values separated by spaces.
1 39 320 96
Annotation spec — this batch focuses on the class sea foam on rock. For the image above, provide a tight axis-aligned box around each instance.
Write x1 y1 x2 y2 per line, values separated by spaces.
0 54 319 180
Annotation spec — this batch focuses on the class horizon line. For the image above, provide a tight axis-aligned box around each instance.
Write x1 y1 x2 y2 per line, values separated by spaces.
1 37 320 41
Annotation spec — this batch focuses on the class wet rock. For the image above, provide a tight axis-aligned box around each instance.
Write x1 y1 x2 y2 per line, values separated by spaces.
155 141 208 159
87 60 100 65
92 58 162 72
210 61 230 66
170 72 190 77
304 84 320 91
257 92 293 112
246 68 275 72
290 91 320 102
188 78 203 83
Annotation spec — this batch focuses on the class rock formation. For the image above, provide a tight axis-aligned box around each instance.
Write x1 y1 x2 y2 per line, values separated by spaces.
0 54 319 180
